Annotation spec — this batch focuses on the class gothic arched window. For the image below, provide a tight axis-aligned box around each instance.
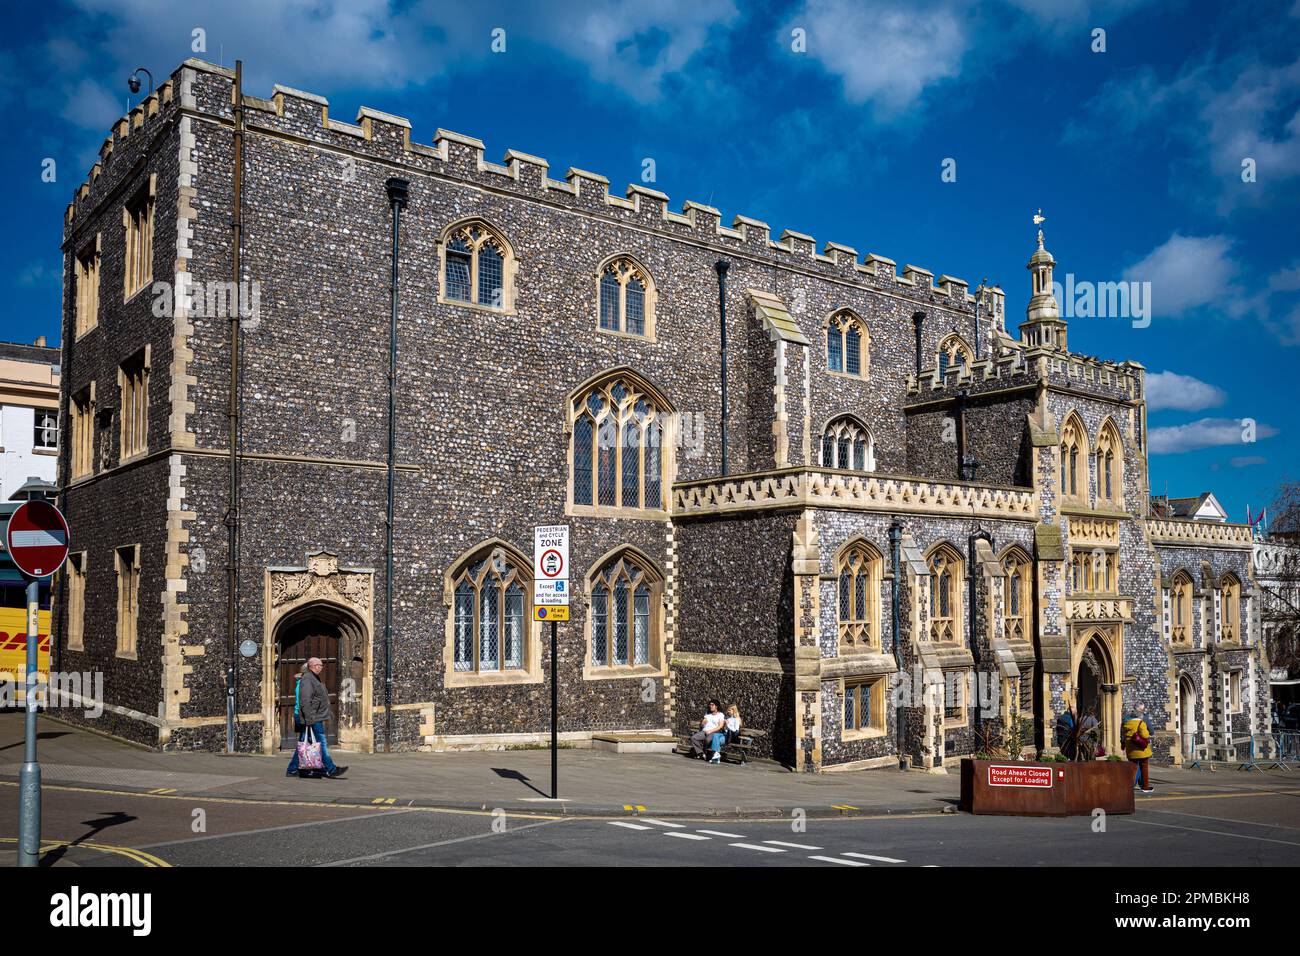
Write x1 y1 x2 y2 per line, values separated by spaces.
837 542 882 651
587 550 663 671
597 256 655 337
937 333 972 376
439 219 515 311
826 310 869 377
820 417 875 472
1060 413 1088 502
927 544 963 643
570 374 671 515
1096 419 1123 506
1002 547 1032 642
450 544 531 675
1171 570 1193 643
1221 572 1241 642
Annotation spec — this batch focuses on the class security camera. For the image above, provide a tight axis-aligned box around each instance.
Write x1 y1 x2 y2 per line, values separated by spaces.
127 74 141 94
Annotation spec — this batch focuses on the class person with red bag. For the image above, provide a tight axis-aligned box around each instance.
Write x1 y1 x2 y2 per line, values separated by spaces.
1123 703 1154 794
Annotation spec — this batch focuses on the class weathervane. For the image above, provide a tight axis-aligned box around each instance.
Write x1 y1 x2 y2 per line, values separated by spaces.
1033 208 1045 226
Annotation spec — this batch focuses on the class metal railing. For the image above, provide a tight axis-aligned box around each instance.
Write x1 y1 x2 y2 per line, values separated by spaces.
1182 731 1300 771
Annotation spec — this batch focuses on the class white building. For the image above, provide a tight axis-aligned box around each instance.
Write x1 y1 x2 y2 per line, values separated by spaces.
0 339 61 501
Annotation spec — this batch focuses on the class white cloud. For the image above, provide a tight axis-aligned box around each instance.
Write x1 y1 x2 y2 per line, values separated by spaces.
1231 455 1268 468
1145 371 1227 412
790 0 968 117
1121 233 1239 317
1148 417 1278 455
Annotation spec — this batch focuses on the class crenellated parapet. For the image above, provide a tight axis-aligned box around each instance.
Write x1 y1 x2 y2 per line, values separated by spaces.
905 344 1145 404
672 467 1037 521
1147 518 1254 550
63 58 997 313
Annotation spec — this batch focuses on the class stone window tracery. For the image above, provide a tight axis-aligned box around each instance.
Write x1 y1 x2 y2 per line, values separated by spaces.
820 416 875 472
452 548 529 674
570 375 670 515
928 544 963 643
826 310 869 377
587 551 662 671
837 542 881 651
597 256 654 337
439 219 515 311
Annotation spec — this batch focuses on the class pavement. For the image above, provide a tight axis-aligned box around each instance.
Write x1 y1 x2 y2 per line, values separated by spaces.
2 712 1298 821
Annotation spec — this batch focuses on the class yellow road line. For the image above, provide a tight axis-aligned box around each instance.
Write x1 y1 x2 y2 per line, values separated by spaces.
0 835 170 867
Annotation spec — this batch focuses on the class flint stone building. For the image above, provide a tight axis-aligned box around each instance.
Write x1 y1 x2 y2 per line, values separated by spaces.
53 59 1269 770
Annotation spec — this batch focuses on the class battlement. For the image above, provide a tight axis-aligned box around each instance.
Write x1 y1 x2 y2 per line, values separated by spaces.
906 344 1144 403
65 59 1001 312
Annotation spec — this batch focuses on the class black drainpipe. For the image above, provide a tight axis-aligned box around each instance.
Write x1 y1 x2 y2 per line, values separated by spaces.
383 177 409 753
912 312 924 376
889 520 907 769
715 260 730 475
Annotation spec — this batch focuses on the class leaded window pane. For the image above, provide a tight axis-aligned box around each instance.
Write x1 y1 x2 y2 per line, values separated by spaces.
622 421 641 508
939 352 950 376
1010 570 1021 615
592 585 608 665
855 573 867 622
614 581 629 664
446 246 471 302
828 331 843 372
844 687 855 729
573 416 593 506
625 278 645 335
853 440 866 471
504 583 524 669
837 437 849 469
634 586 649 665
598 419 618 507
939 571 951 617
478 244 504 307
645 422 662 509
822 436 834 468
846 326 861 376
600 271 620 330
839 571 851 621
454 583 474 671
861 685 871 727
479 581 499 670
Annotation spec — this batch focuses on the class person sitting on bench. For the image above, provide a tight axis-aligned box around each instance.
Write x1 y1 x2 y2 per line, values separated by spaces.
691 699 725 759
708 704 743 764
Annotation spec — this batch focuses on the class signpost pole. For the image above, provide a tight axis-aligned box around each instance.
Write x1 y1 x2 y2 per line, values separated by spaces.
550 619 558 799
17 576 41 867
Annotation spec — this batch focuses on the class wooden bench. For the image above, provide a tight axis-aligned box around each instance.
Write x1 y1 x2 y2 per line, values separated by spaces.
675 729 766 765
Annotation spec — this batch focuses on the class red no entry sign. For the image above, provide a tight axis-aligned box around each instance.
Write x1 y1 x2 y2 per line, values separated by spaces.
6 500 69 578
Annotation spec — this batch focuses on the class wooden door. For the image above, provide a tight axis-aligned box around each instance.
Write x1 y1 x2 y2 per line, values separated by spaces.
277 621 341 749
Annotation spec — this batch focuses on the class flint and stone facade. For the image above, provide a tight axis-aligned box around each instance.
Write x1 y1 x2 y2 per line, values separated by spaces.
52 59 1268 769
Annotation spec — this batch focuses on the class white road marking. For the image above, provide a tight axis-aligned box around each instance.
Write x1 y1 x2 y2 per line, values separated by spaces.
809 855 869 866
665 832 710 840
697 829 747 838
730 842 784 853
641 818 685 829
843 852 906 863
763 840 822 850
608 821 652 831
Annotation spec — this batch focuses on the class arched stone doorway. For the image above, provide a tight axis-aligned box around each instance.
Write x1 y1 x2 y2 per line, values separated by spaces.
1073 629 1121 755
262 552 374 755
1178 674 1197 762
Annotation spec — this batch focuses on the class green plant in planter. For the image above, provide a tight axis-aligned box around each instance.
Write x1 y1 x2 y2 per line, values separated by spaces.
1107 755 1123 762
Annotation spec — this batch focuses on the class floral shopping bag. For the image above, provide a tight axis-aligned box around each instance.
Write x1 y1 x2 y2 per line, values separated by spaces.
297 726 324 772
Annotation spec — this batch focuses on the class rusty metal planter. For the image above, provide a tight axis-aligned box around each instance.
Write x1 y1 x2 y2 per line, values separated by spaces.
960 758 1135 816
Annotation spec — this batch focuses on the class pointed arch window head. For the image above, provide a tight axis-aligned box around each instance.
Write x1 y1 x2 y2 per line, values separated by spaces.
820 417 875 472
588 553 662 670
570 374 672 516
1171 570 1193 644
1002 548 1032 643
937 333 972 376
1220 572 1241 642
597 257 655 338
1096 420 1123 506
826 310 870 378
927 545 963 643
1060 414 1088 502
439 220 516 312
451 547 530 675
837 542 882 650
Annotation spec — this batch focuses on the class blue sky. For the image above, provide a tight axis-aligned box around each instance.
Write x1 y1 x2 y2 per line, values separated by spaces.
2 0 1297 521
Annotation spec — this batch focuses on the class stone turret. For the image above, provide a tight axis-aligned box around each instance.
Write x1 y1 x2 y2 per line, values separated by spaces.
1019 230 1068 352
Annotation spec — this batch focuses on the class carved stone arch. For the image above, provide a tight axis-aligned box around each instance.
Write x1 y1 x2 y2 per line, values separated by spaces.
936 332 973 373
595 252 658 339
441 537 542 688
437 216 518 313
262 551 374 755
567 367 677 517
924 541 965 643
583 543 667 679
825 308 870 377
817 414 875 471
